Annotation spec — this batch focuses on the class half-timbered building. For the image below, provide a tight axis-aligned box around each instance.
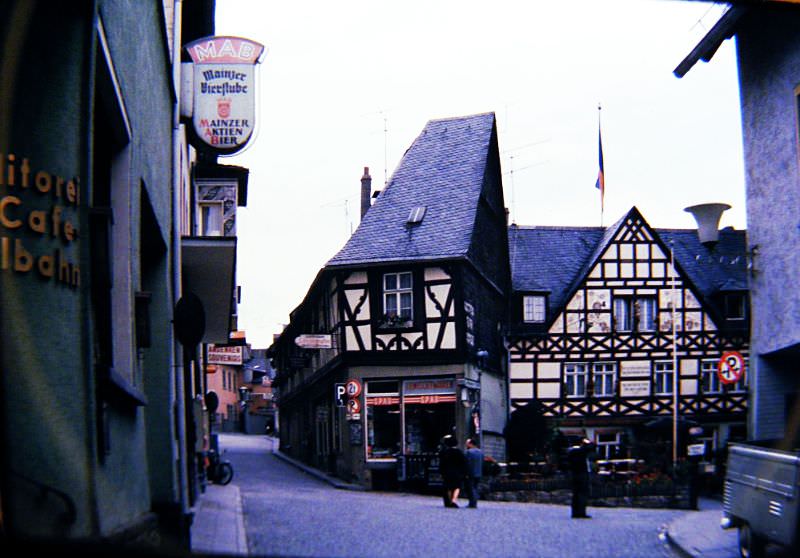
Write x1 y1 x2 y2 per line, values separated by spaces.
506 207 749 466
271 113 510 489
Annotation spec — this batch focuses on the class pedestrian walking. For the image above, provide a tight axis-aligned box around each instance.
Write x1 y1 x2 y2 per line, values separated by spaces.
567 437 594 518
463 438 483 508
438 435 466 508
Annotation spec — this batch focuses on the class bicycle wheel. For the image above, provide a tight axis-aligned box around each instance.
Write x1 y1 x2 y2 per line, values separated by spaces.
216 462 234 485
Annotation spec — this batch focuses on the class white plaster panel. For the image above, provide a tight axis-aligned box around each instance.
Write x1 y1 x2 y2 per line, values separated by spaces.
681 379 698 396
426 324 440 348
537 362 561 379
510 361 533 379
680 359 698 376
346 326 360 351
376 334 394 350
425 284 451 317
346 289 370 320
620 243 634 259
402 332 423 350
344 271 368 285
621 262 634 278
424 267 450 281
636 263 649 277
567 291 585 310
549 315 564 333
537 382 560 399
604 262 618 278
636 243 649 259
510 383 533 400
439 323 456 349
685 312 702 331
358 325 372 350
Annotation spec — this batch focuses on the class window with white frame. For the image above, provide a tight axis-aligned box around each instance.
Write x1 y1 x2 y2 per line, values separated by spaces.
382 272 413 325
592 363 616 397
523 295 546 323
701 359 721 394
595 431 623 460
654 361 674 395
613 296 656 332
731 359 748 393
565 363 588 398
702 358 747 393
199 201 224 236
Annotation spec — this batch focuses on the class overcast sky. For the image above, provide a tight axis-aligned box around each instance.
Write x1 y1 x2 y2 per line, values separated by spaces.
214 0 745 348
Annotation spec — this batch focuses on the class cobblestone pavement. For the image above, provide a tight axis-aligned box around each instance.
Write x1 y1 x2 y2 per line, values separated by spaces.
218 434 683 558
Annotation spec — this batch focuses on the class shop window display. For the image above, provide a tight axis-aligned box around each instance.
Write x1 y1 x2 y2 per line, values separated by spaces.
366 381 400 459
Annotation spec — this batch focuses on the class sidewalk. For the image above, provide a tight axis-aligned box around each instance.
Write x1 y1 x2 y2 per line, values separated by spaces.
190 482 248 556
189 436 361 556
663 497 739 558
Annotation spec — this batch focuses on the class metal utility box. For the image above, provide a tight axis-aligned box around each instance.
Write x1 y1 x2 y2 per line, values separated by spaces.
722 442 800 557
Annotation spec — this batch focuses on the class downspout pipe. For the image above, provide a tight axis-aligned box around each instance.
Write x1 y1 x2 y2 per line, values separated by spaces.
170 0 189 526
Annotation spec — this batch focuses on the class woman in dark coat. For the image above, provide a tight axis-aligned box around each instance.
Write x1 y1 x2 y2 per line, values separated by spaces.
438 435 467 508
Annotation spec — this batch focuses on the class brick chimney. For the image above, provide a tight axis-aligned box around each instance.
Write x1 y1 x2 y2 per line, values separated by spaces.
360 167 372 219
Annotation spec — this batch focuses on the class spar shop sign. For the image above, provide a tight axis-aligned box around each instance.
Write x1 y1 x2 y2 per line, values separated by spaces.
185 36 264 154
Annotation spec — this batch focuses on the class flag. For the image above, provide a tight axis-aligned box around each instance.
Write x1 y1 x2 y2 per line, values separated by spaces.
595 127 605 210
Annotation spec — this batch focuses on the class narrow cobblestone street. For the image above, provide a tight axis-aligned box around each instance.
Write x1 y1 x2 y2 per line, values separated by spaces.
218 434 682 558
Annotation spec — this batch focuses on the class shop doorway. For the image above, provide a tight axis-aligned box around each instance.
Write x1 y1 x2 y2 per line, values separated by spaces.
403 401 455 454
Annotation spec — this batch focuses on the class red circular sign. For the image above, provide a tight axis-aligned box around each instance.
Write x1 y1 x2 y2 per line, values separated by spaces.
346 379 362 398
348 399 361 413
718 351 745 385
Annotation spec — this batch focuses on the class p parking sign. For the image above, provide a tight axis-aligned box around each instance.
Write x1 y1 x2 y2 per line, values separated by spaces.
334 383 346 407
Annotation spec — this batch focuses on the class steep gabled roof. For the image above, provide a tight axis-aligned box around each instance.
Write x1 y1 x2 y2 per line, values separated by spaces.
509 225 604 316
508 207 748 323
327 113 496 268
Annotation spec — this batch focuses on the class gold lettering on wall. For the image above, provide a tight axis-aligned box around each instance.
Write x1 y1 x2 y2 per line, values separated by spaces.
0 152 80 288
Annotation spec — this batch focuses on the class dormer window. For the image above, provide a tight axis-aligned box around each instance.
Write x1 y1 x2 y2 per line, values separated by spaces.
407 206 426 225
724 293 746 321
523 295 546 323
382 272 413 327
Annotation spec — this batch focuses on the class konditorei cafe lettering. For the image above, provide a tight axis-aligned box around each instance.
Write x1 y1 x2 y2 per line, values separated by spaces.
0 152 81 288
185 36 265 154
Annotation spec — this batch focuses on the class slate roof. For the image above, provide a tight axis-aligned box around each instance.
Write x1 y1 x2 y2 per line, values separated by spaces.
327 112 496 268
508 207 747 321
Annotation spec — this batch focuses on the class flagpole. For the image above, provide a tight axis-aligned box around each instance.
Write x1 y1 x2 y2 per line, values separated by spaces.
597 103 604 227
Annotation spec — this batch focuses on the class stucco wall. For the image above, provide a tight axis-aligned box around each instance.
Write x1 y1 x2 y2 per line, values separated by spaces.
737 11 800 439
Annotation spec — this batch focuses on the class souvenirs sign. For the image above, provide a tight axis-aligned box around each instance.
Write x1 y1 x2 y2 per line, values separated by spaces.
185 36 264 154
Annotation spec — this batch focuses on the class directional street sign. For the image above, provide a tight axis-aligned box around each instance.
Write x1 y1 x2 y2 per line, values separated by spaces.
295 334 333 349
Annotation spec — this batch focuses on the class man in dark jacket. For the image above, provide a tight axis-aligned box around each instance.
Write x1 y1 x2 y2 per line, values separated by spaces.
464 438 483 508
438 435 466 508
568 437 594 518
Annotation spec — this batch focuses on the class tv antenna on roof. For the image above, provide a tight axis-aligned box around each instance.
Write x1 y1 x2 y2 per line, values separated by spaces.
380 110 389 186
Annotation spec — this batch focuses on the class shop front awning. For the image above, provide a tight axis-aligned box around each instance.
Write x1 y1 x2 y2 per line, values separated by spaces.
181 236 237 344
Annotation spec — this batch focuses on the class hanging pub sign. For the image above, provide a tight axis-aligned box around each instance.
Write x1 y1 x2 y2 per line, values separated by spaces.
184 36 265 155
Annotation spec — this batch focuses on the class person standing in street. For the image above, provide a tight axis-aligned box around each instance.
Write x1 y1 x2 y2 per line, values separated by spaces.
438 435 466 508
463 438 483 508
567 437 594 518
